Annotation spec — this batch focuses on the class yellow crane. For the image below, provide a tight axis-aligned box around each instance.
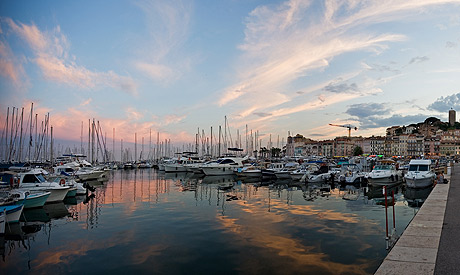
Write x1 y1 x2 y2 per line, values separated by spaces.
329 124 358 138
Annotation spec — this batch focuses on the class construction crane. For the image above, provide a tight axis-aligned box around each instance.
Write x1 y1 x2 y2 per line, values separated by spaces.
329 124 358 138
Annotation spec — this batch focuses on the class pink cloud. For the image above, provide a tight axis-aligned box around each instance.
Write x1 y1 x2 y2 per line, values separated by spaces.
3 18 137 94
0 40 25 85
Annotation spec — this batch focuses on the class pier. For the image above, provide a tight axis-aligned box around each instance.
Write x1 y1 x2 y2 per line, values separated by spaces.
375 164 458 274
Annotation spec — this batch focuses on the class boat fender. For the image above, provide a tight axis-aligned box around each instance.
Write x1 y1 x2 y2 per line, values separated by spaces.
59 178 66 186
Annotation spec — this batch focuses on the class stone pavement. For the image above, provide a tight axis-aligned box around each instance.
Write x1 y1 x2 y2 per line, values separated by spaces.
434 163 460 275
375 165 452 275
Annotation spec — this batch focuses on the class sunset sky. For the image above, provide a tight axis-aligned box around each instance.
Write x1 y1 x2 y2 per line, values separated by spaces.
2 0 460 151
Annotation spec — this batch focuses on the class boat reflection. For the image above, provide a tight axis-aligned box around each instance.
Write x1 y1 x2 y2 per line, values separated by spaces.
403 186 433 207
365 184 401 206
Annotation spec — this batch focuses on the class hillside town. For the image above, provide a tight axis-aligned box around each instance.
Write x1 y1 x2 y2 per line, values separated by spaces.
286 109 460 158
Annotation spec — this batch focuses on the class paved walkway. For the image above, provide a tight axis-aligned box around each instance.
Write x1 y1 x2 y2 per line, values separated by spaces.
375 165 452 274
434 164 460 275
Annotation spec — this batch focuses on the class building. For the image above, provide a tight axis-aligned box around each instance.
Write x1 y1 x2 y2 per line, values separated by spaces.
449 109 456 126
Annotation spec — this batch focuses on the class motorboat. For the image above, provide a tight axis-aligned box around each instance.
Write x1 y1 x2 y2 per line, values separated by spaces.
0 204 24 223
290 163 319 181
9 189 51 208
303 165 334 183
201 156 247 176
17 169 70 203
338 163 367 185
236 164 262 178
274 162 299 179
0 209 5 234
367 160 402 186
404 160 435 189
261 163 284 180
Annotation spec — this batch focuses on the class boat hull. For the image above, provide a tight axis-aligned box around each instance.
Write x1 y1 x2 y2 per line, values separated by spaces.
14 192 50 209
1 204 24 223
65 187 77 198
368 176 400 186
164 165 187 173
405 176 434 189
202 167 236 176
45 187 70 203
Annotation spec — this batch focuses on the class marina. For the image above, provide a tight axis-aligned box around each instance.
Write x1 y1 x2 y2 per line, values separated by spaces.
0 167 435 274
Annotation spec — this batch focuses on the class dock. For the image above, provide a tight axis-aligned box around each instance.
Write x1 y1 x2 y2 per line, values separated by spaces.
375 164 458 274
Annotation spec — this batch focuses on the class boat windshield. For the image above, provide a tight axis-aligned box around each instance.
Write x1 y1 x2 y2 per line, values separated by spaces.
36 174 47 182
375 165 392 170
409 165 429 171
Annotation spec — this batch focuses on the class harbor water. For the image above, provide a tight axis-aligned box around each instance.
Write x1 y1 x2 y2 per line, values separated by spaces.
0 169 431 274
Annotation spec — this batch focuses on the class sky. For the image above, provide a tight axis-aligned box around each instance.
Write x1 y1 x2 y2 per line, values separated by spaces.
2 0 460 151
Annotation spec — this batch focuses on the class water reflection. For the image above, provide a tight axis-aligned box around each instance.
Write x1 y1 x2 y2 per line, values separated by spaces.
1 169 422 274
403 186 433 207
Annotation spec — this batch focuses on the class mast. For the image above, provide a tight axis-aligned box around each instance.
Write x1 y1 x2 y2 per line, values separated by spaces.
88 119 90 162
113 128 115 162
218 125 221 157
246 124 248 156
149 128 152 161
4 107 9 161
210 126 213 158
50 126 53 165
91 119 95 164
28 103 33 161
18 107 24 162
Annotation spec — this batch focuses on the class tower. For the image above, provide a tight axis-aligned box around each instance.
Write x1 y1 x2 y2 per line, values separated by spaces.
449 108 456 126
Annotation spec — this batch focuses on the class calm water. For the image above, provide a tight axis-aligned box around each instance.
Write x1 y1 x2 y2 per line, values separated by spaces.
1 169 430 274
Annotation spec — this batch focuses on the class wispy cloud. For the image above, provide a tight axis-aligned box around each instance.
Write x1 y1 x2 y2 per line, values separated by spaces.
0 40 25 86
2 18 137 94
218 0 459 131
408 55 429 65
134 0 192 82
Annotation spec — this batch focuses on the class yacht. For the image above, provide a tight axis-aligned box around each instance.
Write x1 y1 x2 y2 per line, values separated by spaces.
201 156 247 176
17 169 70 203
367 160 402 186
404 159 435 188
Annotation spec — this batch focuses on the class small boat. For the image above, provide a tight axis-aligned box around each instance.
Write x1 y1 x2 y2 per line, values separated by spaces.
367 160 402 186
404 160 435 189
17 169 70 203
0 204 24 223
10 189 51 208
0 209 5 234
236 164 262 178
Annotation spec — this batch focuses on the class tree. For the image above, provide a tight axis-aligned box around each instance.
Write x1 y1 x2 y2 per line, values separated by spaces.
353 146 363 156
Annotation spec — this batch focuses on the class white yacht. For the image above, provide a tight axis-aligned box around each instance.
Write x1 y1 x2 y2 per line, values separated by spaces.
201 157 247 176
404 159 435 188
367 160 402 186
17 169 70 203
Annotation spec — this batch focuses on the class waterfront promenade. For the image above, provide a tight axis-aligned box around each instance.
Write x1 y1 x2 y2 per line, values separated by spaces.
375 164 458 274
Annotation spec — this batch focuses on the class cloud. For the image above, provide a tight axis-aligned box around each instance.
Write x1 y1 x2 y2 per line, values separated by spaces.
163 114 186 125
216 0 460 132
80 98 92 106
363 62 401 74
446 41 457 48
0 40 25 85
346 103 390 118
253 112 272 117
3 18 137 94
428 93 460 112
134 0 192 82
408 56 429 64
359 114 428 129
345 102 427 129
324 81 359 94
